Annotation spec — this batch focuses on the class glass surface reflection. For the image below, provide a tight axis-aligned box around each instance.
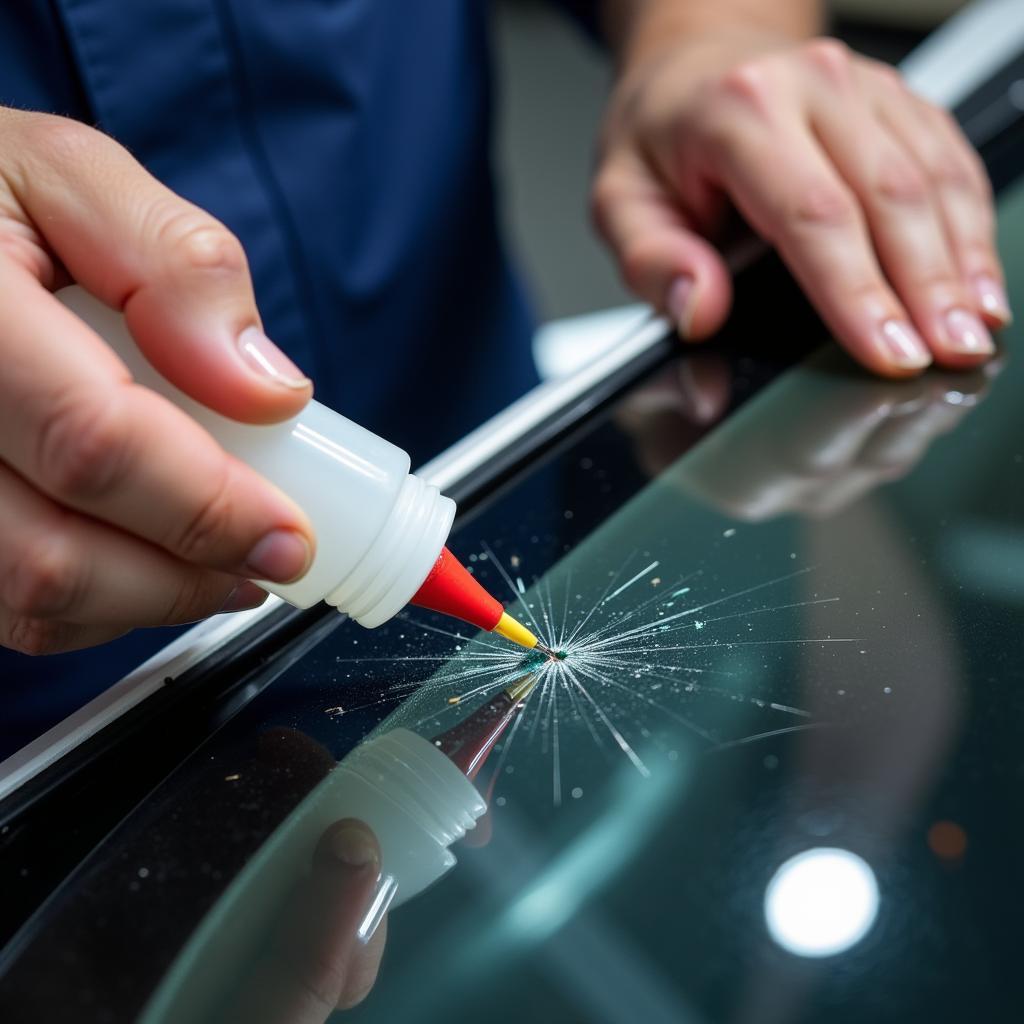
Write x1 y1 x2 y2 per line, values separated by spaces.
334 178 1023 1023
764 847 880 958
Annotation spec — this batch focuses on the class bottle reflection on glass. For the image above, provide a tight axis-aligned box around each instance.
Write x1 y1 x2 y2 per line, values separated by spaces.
144 673 541 1024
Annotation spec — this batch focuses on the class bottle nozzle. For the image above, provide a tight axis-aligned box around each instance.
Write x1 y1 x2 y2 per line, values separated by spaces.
492 611 540 651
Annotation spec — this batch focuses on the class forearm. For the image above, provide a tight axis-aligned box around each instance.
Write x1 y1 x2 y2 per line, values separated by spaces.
601 0 822 69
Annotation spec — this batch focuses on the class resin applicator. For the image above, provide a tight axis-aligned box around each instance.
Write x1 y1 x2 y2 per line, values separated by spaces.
409 548 554 654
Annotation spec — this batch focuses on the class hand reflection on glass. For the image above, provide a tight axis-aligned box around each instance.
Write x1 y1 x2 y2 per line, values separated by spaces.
219 816 388 1023
174 720 489 1024
620 348 1003 519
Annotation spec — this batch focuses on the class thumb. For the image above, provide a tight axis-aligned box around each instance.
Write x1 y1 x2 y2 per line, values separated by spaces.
10 113 311 424
592 151 733 340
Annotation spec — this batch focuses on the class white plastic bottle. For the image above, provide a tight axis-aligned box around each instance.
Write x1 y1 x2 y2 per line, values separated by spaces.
58 286 455 627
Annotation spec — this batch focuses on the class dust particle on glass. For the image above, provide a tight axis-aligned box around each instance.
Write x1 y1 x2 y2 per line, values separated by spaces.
571 787 583 799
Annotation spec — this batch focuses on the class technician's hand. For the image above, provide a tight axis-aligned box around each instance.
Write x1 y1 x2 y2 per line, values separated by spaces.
593 30 1011 377
0 108 315 655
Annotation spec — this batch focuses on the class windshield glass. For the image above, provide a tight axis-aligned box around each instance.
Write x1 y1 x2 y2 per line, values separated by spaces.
134 175 1024 1024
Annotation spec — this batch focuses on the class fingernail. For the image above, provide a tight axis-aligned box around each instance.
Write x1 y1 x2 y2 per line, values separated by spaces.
878 319 931 369
358 874 398 944
329 823 380 869
972 275 1012 325
666 275 697 338
244 529 312 582
237 326 310 389
943 308 995 356
218 582 267 614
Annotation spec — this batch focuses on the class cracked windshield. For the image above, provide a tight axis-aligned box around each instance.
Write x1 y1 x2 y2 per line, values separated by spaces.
144 178 1024 1024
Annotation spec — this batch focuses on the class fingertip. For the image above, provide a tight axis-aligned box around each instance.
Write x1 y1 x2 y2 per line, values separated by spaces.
243 527 314 584
217 580 269 614
663 259 732 343
684 267 733 340
666 275 698 337
237 325 313 396
969 274 1012 328
843 317 933 380
124 296 313 426
915 307 996 371
320 819 381 871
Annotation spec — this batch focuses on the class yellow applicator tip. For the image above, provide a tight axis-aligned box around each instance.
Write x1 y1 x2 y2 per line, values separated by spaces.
492 611 539 651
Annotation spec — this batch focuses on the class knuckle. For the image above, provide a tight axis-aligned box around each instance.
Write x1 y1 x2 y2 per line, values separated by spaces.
20 113 104 166
929 153 981 194
718 61 776 114
957 239 999 270
874 159 931 206
35 391 132 503
788 180 859 230
802 38 853 84
843 279 894 308
159 212 248 278
5 615 66 656
4 533 80 618
173 462 236 564
909 269 964 295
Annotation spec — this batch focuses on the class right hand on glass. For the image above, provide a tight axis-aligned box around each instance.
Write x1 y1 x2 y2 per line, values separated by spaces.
0 109 316 655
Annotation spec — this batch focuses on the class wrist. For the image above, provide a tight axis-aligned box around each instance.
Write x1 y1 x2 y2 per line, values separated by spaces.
604 0 820 76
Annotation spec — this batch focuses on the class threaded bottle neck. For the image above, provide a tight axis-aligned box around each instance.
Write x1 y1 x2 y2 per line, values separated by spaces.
325 473 455 627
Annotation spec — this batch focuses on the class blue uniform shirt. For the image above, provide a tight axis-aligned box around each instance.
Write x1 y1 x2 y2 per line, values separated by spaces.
0 0 554 754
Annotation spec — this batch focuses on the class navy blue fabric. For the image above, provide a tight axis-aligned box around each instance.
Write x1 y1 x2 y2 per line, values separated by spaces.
0 0 546 755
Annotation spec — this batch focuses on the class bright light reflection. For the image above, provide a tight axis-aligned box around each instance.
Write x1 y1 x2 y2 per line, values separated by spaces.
764 847 879 958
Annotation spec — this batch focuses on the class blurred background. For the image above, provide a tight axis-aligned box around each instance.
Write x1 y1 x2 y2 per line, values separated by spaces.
493 0 971 322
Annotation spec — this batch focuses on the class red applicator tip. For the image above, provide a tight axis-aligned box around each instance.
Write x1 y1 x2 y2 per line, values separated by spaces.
410 547 539 651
